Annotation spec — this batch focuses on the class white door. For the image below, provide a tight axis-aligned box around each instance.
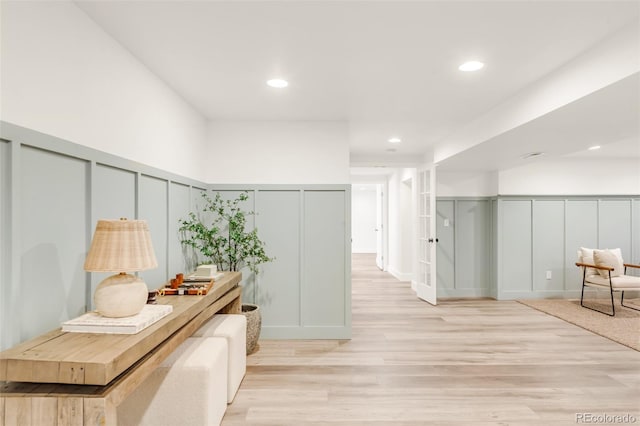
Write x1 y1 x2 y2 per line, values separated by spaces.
375 184 384 270
416 166 437 305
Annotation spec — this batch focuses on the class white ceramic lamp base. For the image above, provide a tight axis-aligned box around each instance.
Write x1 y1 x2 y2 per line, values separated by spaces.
94 273 148 318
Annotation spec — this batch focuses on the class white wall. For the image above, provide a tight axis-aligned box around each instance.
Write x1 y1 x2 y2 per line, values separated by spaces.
386 168 415 281
498 158 640 195
437 156 640 196
207 121 350 184
437 171 499 197
1 1 208 181
351 187 377 253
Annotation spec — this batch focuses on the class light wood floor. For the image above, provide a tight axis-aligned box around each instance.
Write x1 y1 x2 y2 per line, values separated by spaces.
223 254 640 425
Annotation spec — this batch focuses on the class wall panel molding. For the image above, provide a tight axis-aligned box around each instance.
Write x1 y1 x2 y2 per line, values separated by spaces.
0 122 351 349
497 195 640 300
439 195 639 300
209 186 352 339
436 197 494 298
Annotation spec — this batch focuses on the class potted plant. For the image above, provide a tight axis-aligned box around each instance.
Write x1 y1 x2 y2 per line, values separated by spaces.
179 191 273 354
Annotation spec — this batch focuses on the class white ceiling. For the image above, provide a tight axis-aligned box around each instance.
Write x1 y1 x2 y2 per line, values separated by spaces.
76 0 640 170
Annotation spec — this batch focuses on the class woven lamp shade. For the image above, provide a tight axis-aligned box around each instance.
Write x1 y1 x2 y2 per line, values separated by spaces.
84 219 158 272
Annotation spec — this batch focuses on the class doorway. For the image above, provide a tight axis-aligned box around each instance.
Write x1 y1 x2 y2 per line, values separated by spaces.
351 183 386 271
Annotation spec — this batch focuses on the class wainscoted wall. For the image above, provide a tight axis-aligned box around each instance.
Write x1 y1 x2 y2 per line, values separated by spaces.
436 198 495 298
0 123 207 350
496 196 640 300
0 122 351 350
210 187 351 339
437 196 639 300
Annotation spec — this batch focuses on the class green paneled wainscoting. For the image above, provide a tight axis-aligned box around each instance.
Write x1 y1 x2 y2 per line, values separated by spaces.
208 186 351 340
0 122 351 351
437 196 640 300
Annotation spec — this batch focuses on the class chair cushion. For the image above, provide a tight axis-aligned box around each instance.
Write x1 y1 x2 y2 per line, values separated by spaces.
585 274 640 290
593 249 624 277
608 248 625 266
578 247 598 276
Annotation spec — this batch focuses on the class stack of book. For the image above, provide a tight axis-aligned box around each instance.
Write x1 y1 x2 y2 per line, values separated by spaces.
62 304 173 334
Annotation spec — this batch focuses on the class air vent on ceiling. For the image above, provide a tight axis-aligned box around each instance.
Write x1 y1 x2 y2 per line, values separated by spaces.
521 152 545 160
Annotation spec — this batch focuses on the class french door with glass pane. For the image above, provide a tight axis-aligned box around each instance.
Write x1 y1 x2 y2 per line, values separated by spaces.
416 166 437 305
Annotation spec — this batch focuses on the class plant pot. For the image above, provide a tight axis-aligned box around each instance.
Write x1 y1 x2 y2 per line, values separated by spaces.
241 303 261 354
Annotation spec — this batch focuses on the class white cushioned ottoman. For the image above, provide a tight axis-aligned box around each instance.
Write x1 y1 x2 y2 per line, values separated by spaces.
193 314 246 403
118 337 228 426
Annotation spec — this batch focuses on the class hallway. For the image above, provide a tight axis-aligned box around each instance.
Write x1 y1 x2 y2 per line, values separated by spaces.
223 254 640 425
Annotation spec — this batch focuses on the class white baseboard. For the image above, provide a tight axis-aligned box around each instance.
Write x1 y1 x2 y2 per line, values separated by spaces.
388 267 412 282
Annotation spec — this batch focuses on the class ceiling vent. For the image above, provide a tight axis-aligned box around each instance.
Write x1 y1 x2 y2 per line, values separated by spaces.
521 152 545 160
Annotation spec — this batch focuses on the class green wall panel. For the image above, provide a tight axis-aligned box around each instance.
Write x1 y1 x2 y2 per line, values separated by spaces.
565 200 598 290
633 200 640 268
20 146 89 341
139 175 168 287
456 200 490 291
497 197 639 299
91 164 137 302
436 200 455 292
168 182 191 278
303 191 346 327
500 200 532 293
0 140 10 349
599 200 632 258
94 164 136 221
436 199 492 298
256 190 301 327
532 200 564 291
211 189 257 299
0 122 352 347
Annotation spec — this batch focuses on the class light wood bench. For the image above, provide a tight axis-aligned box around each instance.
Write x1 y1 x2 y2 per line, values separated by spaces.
0 272 242 426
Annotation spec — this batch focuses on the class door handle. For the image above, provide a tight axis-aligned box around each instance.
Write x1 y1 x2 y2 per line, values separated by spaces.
428 238 439 243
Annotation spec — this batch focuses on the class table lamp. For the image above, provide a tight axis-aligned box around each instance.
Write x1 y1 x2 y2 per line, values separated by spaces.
84 218 158 317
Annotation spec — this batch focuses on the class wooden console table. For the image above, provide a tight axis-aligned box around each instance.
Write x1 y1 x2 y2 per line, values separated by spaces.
0 272 242 426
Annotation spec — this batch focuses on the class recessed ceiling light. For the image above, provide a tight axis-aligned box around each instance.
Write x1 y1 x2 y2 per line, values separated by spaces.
458 61 485 72
266 78 288 88
388 137 401 143
588 145 601 151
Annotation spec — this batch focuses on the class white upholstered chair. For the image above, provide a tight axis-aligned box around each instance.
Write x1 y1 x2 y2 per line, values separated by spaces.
576 247 640 316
